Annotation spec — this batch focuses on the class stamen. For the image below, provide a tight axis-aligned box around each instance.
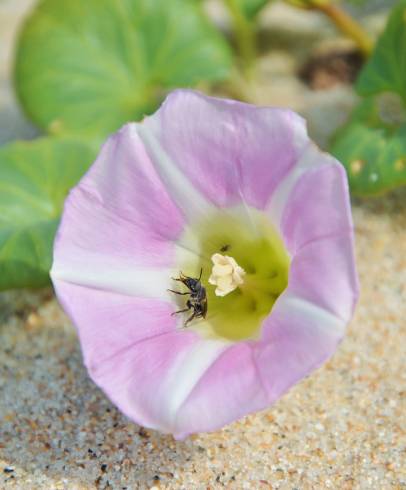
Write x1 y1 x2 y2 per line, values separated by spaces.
209 253 246 297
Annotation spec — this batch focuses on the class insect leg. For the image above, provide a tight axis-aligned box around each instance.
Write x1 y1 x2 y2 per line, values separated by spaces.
172 271 187 281
171 307 191 316
184 310 197 327
167 289 190 296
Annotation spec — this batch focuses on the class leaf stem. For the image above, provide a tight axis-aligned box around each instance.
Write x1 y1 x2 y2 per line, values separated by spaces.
284 1 373 56
223 0 257 80
316 2 373 57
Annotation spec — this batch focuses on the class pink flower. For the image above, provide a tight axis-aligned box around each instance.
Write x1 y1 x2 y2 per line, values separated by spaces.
51 90 358 439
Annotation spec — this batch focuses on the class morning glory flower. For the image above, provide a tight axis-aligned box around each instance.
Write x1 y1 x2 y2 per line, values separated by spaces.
51 90 358 439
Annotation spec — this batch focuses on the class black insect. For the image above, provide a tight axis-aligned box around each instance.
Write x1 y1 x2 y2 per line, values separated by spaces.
168 269 207 326
220 244 230 252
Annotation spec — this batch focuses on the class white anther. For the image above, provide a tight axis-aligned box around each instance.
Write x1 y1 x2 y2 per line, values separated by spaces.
209 253 246 297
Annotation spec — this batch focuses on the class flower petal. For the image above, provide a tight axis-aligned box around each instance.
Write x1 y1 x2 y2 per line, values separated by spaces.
174 343 268 437
256 293 346 400
82 123 184 240
136 121 215 224
140 89 308 210
87 330 199 432
53 281 175 369
51 124 186 297
264 143 358 363
84 326 230 435
268 144 354 252
287 233 359 321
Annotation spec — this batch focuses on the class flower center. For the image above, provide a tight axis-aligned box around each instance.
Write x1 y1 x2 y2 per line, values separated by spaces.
175 207 290 341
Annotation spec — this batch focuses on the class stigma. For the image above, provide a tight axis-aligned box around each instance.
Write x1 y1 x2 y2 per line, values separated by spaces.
208 253 246 297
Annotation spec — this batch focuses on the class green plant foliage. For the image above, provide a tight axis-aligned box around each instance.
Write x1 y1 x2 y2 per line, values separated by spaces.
331 97 406 196
356 0 406 101
15 0 232 139
234 0 269 19
331 0 406 196
0 138 96 290
283 0 329 8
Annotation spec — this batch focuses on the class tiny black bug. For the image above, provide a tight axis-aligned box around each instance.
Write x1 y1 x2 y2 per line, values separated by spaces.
168 268 207 326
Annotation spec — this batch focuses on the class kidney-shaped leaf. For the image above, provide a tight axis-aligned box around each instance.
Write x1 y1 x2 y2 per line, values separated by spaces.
15 0 232 138
0 138 96 290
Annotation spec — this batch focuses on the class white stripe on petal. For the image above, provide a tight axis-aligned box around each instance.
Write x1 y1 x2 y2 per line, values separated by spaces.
136 121 216 224
267 142 334 231
163 339 231 426
277 293 346 336
51 260 172 299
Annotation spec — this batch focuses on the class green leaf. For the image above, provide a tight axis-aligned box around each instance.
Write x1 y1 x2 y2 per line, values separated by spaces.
14 0 232 139
0 138 96 290
331 97 406 196
356 0 406 101
234 0 269 19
